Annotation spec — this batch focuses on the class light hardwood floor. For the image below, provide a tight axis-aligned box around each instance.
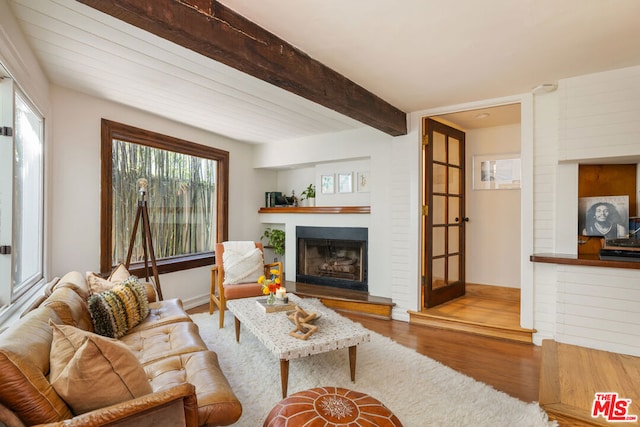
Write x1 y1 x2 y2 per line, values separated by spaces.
409 284 535 343
539 340 640 426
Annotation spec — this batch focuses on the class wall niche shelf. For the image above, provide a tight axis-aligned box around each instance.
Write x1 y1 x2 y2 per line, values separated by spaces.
530 253 640 270
258 206 370 214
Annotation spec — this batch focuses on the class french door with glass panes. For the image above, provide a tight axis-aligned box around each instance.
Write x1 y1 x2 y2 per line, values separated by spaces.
422 118 467 308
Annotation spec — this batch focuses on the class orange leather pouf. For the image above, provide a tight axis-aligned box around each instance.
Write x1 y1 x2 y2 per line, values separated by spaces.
264 386 403 427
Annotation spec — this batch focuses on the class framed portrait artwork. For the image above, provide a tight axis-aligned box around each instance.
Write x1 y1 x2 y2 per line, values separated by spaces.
579 195 629 238
321 174 335 194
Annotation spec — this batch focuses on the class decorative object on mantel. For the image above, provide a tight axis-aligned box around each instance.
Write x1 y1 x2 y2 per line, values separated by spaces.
265 191 282 208
261 228 285 256
288 306 319 340
300 183 316 207
265 191 298 207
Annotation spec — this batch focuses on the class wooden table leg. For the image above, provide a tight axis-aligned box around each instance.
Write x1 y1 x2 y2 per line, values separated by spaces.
280 359 289 398
234 316 241 342
349 346 357 382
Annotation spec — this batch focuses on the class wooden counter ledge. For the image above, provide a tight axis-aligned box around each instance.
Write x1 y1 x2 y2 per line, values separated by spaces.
530 253 640 270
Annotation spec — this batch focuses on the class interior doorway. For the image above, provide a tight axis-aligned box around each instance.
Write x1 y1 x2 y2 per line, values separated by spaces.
422 103 522 309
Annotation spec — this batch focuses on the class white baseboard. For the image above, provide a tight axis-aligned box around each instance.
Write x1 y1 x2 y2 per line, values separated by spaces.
181 294 209 311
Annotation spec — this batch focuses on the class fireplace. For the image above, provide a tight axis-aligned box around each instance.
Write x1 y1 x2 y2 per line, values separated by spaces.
296 226 368 292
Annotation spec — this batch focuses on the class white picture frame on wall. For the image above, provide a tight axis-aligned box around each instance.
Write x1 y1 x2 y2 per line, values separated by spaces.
357 171 370 192
321 174 335 194
338 172 353 193
472 153 521 190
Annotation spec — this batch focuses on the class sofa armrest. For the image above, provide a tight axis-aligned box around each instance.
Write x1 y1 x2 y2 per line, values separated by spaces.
33 383 199 427
0 402 27 427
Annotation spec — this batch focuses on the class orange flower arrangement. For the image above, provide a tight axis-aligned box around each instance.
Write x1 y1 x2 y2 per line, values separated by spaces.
258 268 282 297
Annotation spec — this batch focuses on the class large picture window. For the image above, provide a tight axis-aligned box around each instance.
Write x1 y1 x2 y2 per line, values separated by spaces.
100 120 229 275
12 92 44 296
0 72 45 308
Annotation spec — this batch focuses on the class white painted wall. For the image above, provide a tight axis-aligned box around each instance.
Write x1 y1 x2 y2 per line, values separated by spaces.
389 128 422 320
558 65 640 162
531 90 561 344
50 85 276 307
274 159 371 208
254 128 394 302
465 124 521 288
556 265 640 356
535 66 640 356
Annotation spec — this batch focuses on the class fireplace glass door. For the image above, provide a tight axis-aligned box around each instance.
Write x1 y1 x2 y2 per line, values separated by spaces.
296 226 368 292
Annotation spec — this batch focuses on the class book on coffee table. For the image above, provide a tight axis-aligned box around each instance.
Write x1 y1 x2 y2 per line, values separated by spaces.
256 298 296 313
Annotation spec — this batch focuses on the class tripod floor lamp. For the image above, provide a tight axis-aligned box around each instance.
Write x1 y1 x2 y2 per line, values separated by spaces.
125 178 163 300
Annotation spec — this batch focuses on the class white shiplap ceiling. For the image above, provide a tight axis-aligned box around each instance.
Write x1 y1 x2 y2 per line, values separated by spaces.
7 0 640 143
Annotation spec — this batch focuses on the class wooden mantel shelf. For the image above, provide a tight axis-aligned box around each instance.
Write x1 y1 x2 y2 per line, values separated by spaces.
258 206 370 214
530 253 640 270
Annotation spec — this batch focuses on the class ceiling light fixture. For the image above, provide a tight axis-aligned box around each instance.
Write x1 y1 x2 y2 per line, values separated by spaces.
532 83 558 95
474 112 490 119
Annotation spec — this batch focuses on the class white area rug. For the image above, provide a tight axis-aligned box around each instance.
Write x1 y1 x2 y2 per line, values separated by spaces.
191 301 555 426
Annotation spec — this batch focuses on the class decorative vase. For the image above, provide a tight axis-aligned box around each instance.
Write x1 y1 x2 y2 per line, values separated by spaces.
267 292 275 305
307 197 316 207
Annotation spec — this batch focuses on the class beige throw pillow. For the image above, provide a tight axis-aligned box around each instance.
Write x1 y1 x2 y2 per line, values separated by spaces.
222 247 264 285
86 263 131 295
49 322 152 414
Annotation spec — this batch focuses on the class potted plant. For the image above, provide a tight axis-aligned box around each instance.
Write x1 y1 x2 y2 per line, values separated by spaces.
261 227 285 257
300 183 316 207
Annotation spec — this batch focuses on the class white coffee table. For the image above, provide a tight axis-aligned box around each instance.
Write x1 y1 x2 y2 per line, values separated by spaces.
226 294 370 398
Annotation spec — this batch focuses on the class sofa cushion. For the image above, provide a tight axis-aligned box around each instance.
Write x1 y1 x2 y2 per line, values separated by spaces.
222 245 264 285
223 282 264 299
88 276 150 338
86 263 130 295
49 323 152 415
127 298 192 333
55 271 90 300
42 286 94 332
120 321 208 365
0 307 73 425
144 350 242 426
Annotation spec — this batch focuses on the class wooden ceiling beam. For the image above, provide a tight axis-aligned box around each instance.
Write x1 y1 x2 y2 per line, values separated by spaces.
76 0 407 136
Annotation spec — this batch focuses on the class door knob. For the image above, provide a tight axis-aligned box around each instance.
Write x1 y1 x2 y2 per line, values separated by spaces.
454 217 470 222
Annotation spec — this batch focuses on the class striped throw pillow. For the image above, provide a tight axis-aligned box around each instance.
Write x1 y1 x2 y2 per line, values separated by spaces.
88 276 150 338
